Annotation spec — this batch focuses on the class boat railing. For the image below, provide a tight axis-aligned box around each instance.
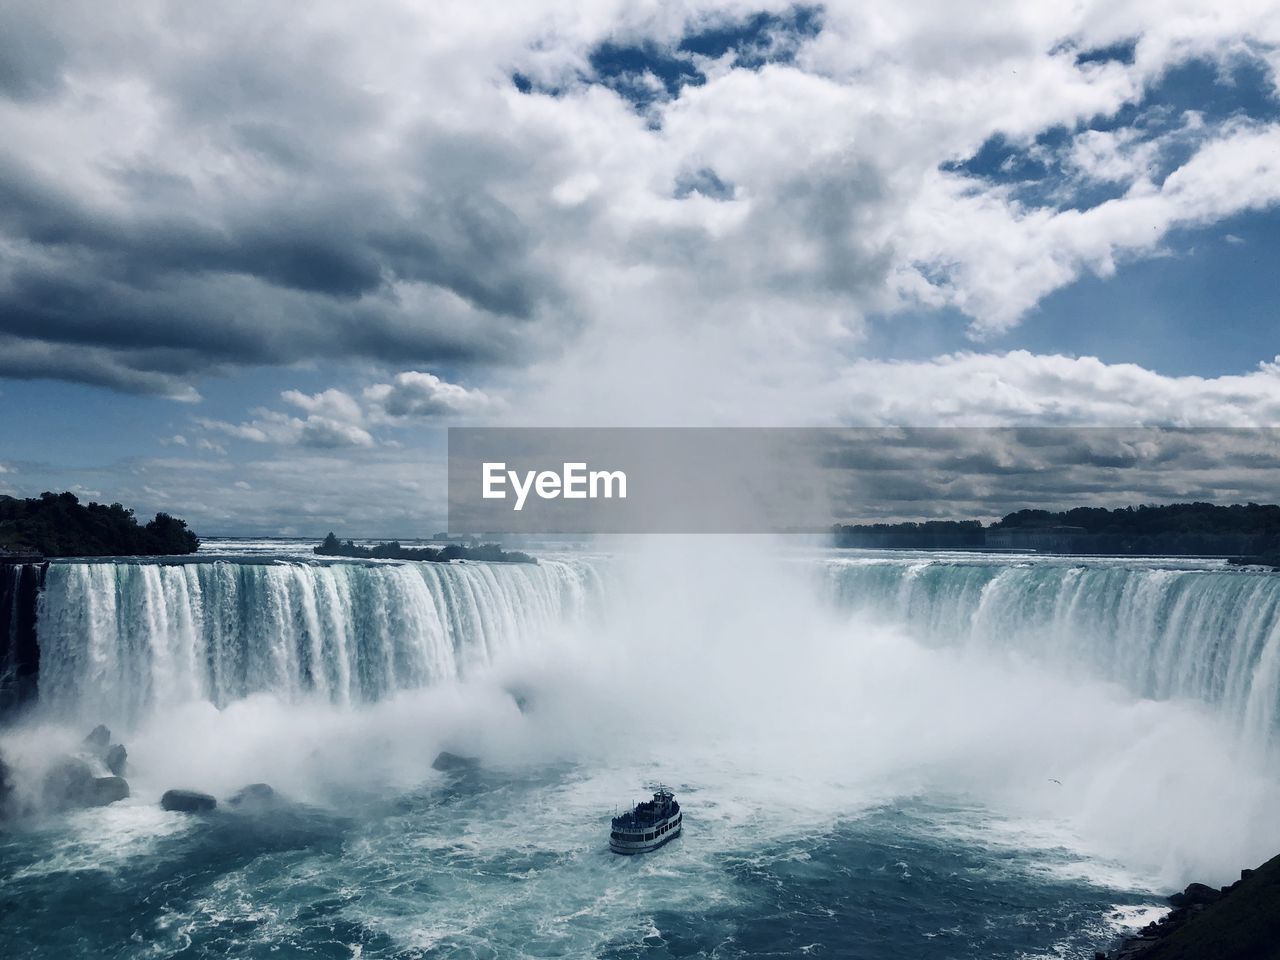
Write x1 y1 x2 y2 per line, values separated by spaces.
612 811 680 831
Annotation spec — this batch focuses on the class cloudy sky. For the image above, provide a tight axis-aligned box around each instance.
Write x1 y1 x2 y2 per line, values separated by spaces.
1 0 1278 534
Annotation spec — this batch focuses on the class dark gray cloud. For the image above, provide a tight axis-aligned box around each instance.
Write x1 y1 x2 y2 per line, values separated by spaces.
821 428 1280 521
3 166 546 315
0 4 571 397
0 142 560 361
0 4 66 100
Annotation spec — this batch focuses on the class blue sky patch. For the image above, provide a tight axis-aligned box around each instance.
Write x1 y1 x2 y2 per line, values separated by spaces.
944 50 1280 211
862 208 1280 378
1073 40 1137 67
514 5 824 110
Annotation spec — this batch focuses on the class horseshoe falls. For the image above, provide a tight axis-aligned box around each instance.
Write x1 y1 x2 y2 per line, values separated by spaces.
3 542 1280 960
24 552 1280 743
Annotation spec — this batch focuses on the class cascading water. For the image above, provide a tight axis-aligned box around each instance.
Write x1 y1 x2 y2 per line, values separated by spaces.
34 557 605 726
23 551 1280 742
822 553 1280 743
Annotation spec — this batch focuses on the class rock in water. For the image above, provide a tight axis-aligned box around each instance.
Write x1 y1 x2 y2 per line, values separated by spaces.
228 783 276 807
83 725 111 755
0 753 13 817
161 789 217 813
90 776 130 806
41 758 130 809
431 751 479 773
42 757 95 810
505 685 533 714
105 744 128 777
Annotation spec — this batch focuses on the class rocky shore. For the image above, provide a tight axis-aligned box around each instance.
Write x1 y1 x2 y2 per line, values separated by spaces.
0 725 276 821
1098 854 1280 959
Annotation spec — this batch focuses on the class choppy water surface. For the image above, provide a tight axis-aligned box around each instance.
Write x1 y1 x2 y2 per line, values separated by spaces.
0 767 1164 959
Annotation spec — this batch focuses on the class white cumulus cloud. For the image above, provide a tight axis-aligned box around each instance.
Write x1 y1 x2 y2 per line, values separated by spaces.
363 372 499 420
196 371 494 448
830 351 1280 427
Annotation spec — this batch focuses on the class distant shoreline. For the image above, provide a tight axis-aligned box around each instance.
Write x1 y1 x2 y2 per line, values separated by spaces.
313 533 537 565
828 543 1278 566
835 502 1280 567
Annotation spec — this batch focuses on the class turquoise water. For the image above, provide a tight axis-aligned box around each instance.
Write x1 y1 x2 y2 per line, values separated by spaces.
0 770 1162 958
2 542 1278 957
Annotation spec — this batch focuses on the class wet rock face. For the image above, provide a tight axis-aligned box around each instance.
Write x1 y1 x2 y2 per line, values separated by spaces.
0 753 13 817
1 726 133 818
83 725 111 754
1167 882 1222 908
90 776 130 805
42 757 94 810
431 751 479 773
161 789 216 813
104 744 127 778
1100 860 1280 958
228 783 276 807
83 724 128 777
0 561 43 714
42 758 129 810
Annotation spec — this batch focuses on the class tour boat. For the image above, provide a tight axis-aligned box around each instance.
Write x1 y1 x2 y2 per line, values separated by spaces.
610 787 682 854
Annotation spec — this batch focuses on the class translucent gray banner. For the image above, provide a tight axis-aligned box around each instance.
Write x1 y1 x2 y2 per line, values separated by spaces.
447 427 1280 534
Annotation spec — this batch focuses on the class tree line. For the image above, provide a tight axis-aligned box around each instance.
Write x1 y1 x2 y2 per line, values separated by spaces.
834 502 1280 560
315 533 537 564
0 492 199 557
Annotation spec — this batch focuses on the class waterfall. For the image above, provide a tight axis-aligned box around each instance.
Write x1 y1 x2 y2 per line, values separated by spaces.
34 558 605 726
21 550 1280 746
823 555 1280 741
